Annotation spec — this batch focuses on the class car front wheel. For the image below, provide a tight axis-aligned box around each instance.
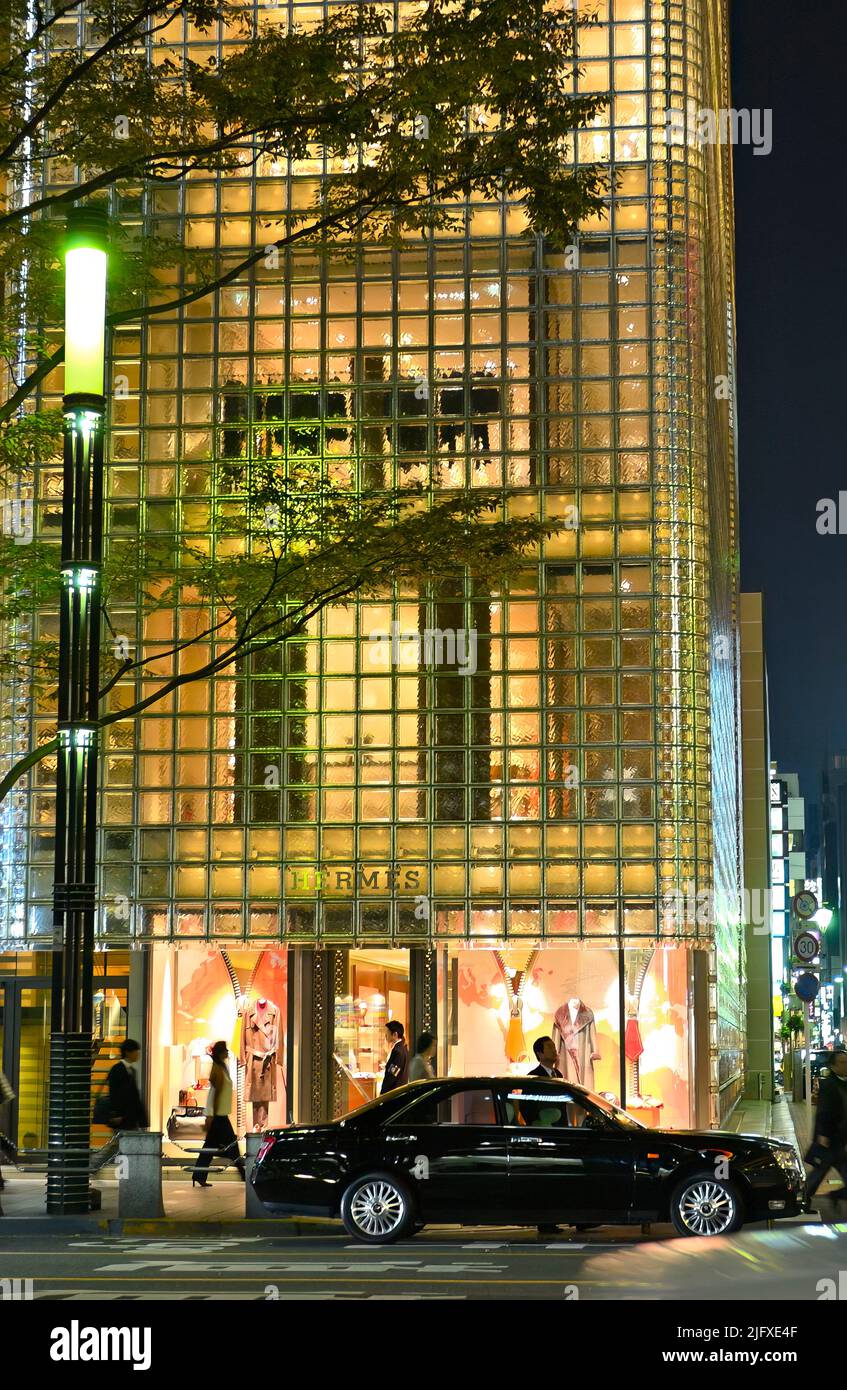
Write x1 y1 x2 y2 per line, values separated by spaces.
341 1172 415 1244
670 1170 743 1237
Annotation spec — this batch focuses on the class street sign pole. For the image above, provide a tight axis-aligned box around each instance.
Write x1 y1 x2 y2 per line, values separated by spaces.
806 1002 813 1132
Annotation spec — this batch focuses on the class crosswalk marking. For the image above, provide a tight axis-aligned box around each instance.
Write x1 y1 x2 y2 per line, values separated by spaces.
37 1288 466 1302
94 1258 507 1274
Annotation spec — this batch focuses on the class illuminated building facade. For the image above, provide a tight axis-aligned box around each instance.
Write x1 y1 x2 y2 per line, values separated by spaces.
0 0 744 1141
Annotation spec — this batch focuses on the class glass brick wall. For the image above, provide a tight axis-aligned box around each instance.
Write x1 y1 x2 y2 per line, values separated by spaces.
1 0 741 957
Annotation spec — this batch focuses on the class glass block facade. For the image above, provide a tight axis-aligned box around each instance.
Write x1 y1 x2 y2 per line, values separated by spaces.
2 0 742 999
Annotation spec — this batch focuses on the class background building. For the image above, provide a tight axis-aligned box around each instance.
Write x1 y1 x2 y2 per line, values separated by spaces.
820 751 847 1019
740 591 773 1100
0 0 743 1141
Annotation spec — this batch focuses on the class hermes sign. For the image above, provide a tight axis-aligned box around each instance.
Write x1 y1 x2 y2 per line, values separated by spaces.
283 863 423 892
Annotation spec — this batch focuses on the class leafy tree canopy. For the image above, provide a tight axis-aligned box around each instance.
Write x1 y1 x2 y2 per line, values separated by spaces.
0 0 610 796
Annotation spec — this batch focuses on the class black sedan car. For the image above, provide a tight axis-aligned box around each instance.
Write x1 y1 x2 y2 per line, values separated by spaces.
251 1076 806 1244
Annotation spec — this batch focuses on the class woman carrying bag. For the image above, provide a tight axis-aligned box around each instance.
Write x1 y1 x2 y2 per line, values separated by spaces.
192 1041 245 1187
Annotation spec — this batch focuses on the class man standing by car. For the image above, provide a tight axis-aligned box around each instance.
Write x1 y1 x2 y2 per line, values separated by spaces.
380 1020 409 1094
528 1036 562 1078
806 1048 847 1205
525 1037 566 1236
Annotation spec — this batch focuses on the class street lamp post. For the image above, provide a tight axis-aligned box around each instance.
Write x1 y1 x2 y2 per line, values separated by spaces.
46 205 108 1214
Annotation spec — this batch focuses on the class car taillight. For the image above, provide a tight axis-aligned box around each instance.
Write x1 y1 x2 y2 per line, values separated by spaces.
256 1138 276 1164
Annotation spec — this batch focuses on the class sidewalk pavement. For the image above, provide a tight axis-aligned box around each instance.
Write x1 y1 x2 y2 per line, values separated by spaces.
0 1168 331 1236
725 1094 803 1149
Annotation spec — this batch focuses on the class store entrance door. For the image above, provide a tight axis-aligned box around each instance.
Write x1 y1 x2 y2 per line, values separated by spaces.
0 978 51 1151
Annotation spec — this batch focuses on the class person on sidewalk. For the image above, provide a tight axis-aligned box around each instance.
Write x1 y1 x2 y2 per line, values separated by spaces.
106 1039 148 1132
408 1031 437 1082
0 1067 15 1212
192 1041 245 1187
805 1048 847 1205
380 1020 409 1094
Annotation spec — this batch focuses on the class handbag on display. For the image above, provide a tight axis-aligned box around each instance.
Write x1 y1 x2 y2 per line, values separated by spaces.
166 1107 207 1142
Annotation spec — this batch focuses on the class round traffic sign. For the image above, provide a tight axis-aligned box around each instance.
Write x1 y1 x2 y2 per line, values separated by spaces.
793 890 819 920
794 972 820 1002
794 931 820 963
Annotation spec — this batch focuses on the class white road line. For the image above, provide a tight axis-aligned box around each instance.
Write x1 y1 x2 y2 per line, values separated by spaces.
93 1259 507 1275
37 1289 467 1302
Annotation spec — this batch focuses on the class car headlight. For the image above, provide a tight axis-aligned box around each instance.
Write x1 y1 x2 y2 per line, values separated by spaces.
772 1145 803 1179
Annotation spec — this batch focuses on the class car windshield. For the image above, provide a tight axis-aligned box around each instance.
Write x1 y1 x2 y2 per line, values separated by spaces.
586 1091 645 1129
336 1080 435 1125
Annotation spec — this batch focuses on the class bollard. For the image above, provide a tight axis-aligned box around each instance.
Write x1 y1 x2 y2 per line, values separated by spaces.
245 1132 268 1219
117 1131 165 1218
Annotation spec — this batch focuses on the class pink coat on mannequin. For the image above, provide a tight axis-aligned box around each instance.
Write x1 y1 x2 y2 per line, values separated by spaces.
552 1001 601 1090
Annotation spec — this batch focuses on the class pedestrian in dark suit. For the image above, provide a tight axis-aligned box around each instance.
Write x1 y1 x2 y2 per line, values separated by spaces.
106 1039 148 1131
528 1036 563 1079
525 1035 566 1235
380 1021 409 1094
806 1050 847 1204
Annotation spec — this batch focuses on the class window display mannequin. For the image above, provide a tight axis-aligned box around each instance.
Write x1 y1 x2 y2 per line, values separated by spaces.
239 996 279 1130
552 997 601 1090
493 949 538 1063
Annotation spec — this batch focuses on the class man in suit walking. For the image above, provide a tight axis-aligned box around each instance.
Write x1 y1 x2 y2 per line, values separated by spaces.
806 1049 847 1206
106 1039 149 1131
528 1036 563 1079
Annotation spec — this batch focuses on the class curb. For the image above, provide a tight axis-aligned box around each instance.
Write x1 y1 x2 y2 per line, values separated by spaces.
0 1214 339 1237
0 1216 109 1235
112 1216 338 1237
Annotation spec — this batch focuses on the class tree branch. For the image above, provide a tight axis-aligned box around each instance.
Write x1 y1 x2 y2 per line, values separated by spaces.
0 151 497 426
0 0 86 82
0 0 170 168
0 736 58 805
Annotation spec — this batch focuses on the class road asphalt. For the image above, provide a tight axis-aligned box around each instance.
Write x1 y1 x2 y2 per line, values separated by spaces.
0 1214 825 1301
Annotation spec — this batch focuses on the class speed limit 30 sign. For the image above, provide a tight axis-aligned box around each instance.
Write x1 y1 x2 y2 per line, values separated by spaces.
793 930 820 964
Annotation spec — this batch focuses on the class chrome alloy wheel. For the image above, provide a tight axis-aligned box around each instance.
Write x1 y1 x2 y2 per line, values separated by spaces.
678 1180 735 1236
349 1180 406 1237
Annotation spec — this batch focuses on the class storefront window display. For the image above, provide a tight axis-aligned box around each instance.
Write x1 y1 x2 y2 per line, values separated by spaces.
438 944 693 1129
623 947 692 1130
333 948 410 1111
0 951 129 1150
149 947 288 1142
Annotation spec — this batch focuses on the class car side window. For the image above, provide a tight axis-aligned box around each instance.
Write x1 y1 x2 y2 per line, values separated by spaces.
504 1086 584 1129
398 1087 499 1126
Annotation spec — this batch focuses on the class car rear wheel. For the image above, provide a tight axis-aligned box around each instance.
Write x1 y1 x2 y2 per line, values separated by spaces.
341 1172 415 1244
670 1171 743 1237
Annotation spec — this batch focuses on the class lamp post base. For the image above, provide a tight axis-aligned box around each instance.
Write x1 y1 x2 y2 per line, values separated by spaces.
46 1031 94 1214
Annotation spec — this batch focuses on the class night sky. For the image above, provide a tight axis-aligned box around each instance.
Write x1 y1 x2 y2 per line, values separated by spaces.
731 0 847 811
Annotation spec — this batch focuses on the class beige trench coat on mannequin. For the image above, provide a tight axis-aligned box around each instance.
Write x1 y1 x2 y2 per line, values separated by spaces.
239 1000 279 1103
552 1002 601 1091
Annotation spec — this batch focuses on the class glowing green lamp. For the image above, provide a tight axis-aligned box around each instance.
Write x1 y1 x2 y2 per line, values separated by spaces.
64 206 108 399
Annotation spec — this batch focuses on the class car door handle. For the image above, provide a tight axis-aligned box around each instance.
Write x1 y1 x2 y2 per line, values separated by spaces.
513 1135 544 1145
386 1133 418 1143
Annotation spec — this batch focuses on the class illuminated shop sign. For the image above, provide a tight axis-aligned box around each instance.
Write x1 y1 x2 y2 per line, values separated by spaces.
284 863 423 892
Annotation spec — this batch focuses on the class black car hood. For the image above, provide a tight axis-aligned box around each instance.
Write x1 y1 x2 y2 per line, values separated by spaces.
644 1127 778 1152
